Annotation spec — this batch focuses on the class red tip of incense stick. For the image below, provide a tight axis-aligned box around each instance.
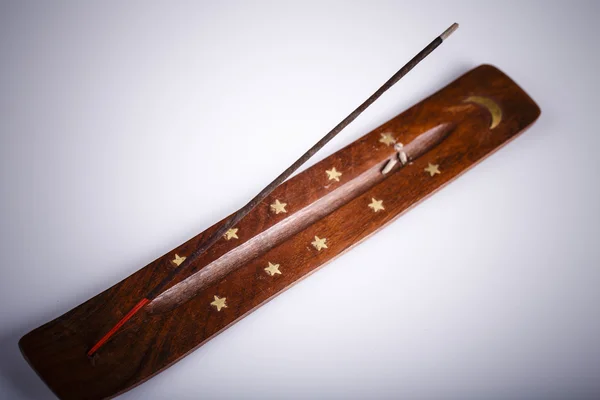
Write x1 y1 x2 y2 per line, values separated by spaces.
87 298 150 357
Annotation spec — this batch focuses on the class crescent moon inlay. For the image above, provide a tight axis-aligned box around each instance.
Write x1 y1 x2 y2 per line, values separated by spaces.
464 96 502 129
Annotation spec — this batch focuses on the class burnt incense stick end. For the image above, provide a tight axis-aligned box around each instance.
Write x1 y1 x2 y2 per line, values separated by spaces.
440 23 459 41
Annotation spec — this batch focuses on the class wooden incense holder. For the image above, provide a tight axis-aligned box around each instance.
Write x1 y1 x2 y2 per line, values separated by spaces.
19 65 540 400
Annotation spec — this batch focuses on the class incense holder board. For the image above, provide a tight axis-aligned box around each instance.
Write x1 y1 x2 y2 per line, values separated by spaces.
19 65 540 400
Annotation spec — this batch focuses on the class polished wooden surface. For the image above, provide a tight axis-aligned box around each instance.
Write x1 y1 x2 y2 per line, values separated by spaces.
19 65 540 400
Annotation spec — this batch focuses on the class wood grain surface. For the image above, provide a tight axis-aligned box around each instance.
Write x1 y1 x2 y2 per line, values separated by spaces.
19 65 540 400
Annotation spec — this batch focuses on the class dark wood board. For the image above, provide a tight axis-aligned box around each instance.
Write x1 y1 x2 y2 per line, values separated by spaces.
19 65 540 399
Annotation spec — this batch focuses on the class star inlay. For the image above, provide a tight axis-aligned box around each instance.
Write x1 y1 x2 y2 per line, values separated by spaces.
270 199 287 214
224 228 239 240
424 163 441 176
264 262 282 276
171 254 186 266
210 295 227 311
368 198 385 212
311 236 328 251
379 133 396 146
325 167 342 182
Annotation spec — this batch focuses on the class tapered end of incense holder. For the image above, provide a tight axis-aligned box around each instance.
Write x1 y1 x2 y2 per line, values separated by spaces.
20 65 540 400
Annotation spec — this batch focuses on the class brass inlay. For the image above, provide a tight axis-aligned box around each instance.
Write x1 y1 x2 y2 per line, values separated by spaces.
264 262 281 276
424 163 441 176
171 254 186 266
311 236 328 251
210 295 227 311
368 198 385 212
270 199 287 214
379 133 396 146
464 96 502 129
224 228 239 240
325 167 342 182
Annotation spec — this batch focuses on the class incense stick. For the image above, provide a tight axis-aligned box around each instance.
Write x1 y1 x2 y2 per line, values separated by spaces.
87 22 459 357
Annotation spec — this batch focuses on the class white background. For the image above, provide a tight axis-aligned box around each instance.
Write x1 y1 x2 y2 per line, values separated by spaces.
1 1 599 399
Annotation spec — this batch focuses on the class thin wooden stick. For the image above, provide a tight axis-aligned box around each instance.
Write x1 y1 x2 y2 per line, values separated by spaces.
87 22 459 357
